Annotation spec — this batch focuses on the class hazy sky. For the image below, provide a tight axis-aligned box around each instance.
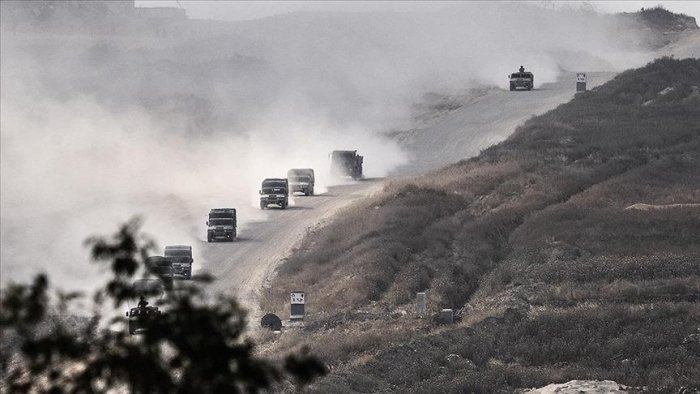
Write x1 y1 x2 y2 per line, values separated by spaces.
136 1 700 22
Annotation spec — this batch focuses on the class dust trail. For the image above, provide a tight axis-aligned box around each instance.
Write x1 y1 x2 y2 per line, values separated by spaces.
1 1 659 289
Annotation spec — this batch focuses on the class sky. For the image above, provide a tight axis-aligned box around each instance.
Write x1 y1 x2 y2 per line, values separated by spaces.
136 1 700 22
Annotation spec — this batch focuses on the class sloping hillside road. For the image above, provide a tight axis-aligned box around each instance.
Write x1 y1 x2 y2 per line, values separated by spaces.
197 73 615 328
199 181 384 324
393 72 615 174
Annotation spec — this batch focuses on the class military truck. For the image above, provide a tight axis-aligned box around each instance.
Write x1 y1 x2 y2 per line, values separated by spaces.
509 67 534 91
287 168 315 196
331 150 363 180
259 178 289 209
164 245 193 279
146 256 174 290
207 208 236 242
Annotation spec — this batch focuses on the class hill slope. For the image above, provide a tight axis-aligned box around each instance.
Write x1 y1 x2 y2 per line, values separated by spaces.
261 57 700 392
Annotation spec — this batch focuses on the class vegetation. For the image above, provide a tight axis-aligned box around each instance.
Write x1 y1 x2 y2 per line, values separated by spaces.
0 218 325 393
261 57 700 392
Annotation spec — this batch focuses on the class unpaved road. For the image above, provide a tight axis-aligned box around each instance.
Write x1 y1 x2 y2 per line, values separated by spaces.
393 72 615 174
194 73 618 327
199 180 383 322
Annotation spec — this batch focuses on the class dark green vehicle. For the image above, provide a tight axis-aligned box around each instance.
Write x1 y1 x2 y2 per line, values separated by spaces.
509 67 534 91
164 245 193 279
259 178 289 209
207 208 237 242
127 305 161 335
146 256 174 290
331 150 363 180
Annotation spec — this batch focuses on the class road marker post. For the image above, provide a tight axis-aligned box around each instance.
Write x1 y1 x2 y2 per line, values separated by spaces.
576 73 587 92
290 291 305 321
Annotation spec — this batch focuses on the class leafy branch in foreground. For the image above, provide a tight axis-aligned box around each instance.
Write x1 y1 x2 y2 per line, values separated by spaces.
0 217 326 393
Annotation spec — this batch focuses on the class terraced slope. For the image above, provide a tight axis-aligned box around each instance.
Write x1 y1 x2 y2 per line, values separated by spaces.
262 57 700 393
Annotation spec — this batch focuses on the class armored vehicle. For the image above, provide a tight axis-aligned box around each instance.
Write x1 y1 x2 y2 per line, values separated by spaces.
259 178 289 209
207 208 237 242
163 245 193 279
287 169 315 196
127 305 161 335
146 256 174 290
331 150 363 180
509 67 534 91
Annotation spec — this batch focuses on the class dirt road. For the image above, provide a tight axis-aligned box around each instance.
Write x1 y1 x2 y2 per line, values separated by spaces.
393 72 615 174
198 180 383 321
194 74 620 325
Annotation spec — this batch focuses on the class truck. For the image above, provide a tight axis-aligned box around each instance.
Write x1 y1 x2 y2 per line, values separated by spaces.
509 67 534 91
207 208 237 242
163 245 193 279
259 178 289 209
287 168 315 196
331 150 363 180
146 256 174 290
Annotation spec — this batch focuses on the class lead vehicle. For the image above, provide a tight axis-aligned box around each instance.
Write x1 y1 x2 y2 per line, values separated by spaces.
509 68 534 91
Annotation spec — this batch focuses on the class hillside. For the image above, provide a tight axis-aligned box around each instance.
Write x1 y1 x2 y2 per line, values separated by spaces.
260 57 700 392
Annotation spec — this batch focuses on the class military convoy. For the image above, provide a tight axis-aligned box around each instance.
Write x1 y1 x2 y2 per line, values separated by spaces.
331 150 363 180
129 152 369 334
509 65 534 91
207 208 236 242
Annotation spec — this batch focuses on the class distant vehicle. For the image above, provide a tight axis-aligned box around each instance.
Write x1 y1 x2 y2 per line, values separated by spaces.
126 305 161 335
287 169 315 196
259 178 289 209
509 66 534 91
207 208 237 242
146 256 174 290
331 150 363 180
163 245 193 279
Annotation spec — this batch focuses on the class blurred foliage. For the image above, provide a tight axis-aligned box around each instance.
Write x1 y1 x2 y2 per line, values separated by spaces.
0 217 325 393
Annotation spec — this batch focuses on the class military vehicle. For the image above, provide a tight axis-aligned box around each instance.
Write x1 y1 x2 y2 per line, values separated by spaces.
259 178 289 209
509 66 534 91
207 208 237 242
146 256 174 290
127 305 161 335
287 168 315 196
331 150 363 180
163 245 193 279
128 279 164 335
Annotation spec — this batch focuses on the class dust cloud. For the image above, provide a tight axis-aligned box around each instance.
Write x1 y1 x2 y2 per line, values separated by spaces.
1 1 657 289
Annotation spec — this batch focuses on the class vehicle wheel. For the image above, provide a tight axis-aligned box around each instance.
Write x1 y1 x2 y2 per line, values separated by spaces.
310 187 314 196
281 202 287 209
207 234 212 243
304 190 309 196
260 201 266 210
129 327 135 335
510 86 514 91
